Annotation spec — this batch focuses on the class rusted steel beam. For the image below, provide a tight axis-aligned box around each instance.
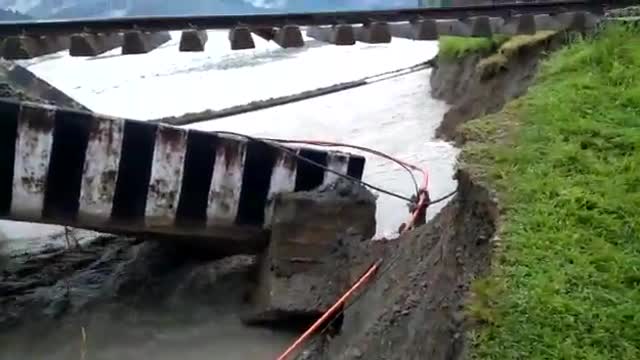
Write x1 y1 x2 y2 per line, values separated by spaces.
122 31 171 55
228 26 255 50
0 1 607 37
356 22 391 44
273 25 304 48
179 30 208 52
0 99 367 244
2 35 69 60
69 33 122 56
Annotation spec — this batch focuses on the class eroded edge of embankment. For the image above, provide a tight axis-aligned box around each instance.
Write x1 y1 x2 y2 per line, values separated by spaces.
428 14 640 360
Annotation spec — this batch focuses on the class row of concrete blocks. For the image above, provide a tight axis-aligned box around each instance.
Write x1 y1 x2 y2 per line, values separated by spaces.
0 11 597 60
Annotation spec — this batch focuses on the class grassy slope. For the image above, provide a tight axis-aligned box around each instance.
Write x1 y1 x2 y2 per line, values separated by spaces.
460 25 640 359
438 35 509 60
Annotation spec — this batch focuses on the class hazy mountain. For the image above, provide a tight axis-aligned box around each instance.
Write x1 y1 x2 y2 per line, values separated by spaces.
0 0 420 19
0 7 31 20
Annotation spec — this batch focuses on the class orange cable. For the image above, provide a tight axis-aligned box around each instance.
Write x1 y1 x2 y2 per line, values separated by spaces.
275 259 383 360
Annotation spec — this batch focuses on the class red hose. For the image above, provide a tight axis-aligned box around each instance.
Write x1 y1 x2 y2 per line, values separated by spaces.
273 141 431 360
275 260 383 360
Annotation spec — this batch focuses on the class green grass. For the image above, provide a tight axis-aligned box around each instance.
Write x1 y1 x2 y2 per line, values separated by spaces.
438 35 508 61
463 25 640 359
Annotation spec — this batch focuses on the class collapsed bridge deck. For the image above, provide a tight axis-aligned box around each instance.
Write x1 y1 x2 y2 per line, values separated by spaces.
0 99 366 246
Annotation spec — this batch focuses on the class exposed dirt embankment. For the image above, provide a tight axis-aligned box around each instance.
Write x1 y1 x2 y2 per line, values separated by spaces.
430 31 566 142
305 170 497 360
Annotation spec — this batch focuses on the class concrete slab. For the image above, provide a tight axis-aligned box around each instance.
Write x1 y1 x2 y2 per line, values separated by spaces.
356 22 391 44
3 35 69 60
274 25 304 48
122 31 170 55
228 27 255 50
69 33 122 57
179 30 208 52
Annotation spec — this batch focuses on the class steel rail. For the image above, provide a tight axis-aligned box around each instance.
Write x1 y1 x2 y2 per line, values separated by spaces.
0 1 609 36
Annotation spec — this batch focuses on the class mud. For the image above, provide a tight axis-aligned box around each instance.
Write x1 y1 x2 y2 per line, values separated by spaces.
430 32 567 142
292 169 497 360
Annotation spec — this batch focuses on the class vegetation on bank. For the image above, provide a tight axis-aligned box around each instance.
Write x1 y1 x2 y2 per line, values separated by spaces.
438 35 509 60
460 25 640 359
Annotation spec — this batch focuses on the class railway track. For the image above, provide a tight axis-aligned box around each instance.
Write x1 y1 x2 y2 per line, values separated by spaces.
0 1 618 61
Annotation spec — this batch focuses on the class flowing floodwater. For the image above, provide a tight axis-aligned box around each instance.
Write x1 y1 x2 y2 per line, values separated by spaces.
0 30 457 359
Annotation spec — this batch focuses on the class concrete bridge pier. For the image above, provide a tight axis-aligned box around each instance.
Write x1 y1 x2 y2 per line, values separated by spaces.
468 16 493 37
228 27 255 50
389 19 438 40
69 33 123 56
122 31 171 55
498 14 536 35
248 180 376 325
274 25 304 48
179 30 208 52
533 14 563 31
554 11 599 32
356 22 391 44
307 24 355 45
2 35 70 60
436 19 471 37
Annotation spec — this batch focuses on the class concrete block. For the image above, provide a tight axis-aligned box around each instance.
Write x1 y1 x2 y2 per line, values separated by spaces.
308 25 355 45
489 17 505 33
390 19 438 40
412 18 438 40
436 19 471 37
249 180 376 323
274 25 304 48
498 14 536 36
179 30 208 52
556 12 587 32
228 27 255 50
331 24 356 45
555 11 599 32
534 14 563 32
356 22 391 44
3 35 69 60
468 16 492 37
69 33 122 57
122 31 170 55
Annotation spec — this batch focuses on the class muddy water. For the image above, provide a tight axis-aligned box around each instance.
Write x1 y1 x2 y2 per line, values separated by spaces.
0 31 456 359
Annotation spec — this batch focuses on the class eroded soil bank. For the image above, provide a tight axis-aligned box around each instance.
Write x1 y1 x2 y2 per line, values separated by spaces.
430 31 566 142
